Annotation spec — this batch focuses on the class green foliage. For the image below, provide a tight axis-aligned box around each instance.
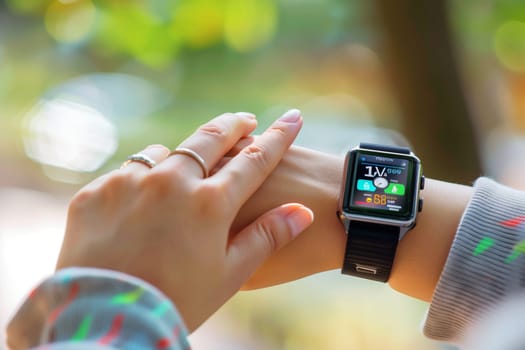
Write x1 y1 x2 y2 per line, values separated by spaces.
5 0 366 68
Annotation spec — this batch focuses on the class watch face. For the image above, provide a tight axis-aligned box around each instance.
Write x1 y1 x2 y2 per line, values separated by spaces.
344 149 419 220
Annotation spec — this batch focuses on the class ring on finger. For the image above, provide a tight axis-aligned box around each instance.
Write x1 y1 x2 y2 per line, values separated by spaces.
121 153 157 169
169 147 209 178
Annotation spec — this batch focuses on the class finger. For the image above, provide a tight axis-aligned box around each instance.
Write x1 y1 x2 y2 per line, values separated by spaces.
227 203 314 285
120 144 170 175
224 135 255 157
210 136 255 175
157 112 257 178
217 109 303 210
209 157 231 176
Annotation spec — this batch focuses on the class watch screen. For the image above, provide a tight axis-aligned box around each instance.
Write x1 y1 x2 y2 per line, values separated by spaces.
346 150 417 218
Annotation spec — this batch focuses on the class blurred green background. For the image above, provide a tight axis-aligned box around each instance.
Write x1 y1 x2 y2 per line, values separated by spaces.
1 0 525 349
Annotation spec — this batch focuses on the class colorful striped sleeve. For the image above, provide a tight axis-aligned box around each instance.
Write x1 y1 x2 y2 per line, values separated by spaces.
423 177 525 344
6 268 191 350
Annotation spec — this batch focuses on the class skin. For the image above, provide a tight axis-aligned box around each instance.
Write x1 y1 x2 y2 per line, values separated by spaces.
55 110 315 331
235 146 474 302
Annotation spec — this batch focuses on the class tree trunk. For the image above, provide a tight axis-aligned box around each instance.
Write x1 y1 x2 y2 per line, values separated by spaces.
373 0 482 183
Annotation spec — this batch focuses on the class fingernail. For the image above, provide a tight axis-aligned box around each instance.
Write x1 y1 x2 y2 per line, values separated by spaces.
235 112 256 119
283 204 314 238
279 109 301 123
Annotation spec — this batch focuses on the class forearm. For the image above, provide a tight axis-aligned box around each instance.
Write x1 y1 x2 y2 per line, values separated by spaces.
238 146 473 302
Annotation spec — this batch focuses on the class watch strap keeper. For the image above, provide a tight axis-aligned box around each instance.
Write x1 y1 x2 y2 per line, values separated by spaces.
342 221 400 282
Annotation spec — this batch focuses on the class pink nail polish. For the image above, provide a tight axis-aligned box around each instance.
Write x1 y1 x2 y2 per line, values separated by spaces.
235 112 256 119
279 109 301 122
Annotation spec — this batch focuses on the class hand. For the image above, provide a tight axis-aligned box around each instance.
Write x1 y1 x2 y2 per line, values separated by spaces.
55 110 314 331
233 145 347 288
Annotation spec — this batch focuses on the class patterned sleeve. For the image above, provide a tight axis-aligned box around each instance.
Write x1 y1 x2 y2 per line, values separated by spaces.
6 268 191 350
423 177 525 343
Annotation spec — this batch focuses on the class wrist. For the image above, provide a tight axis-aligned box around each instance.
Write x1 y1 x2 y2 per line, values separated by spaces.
238 146 347 288
389 178 473 301
281 146 347 272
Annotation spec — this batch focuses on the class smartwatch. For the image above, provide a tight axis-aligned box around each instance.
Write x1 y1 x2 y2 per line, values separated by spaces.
337 143 424 282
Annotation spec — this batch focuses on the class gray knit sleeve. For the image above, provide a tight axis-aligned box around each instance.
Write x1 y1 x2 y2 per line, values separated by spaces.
423 177 525 342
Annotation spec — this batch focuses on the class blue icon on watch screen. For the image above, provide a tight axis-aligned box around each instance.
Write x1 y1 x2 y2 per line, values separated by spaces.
357 179 376 192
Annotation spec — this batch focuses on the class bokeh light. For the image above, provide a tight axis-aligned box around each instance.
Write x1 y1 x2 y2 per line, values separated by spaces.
23 98 117 174
494 20 525 73
224 0 277 52
171 0 225 49
19 72 169 183
45 0 97 44
96 4 178 67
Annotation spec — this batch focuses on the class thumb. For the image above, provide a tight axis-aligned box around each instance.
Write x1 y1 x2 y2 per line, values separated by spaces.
227 203 314 284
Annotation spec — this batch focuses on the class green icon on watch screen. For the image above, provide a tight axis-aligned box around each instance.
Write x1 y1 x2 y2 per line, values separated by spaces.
384 183 405 195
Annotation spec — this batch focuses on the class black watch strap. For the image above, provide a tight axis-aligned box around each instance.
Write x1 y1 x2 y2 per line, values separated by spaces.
342 221 400 282
359 142 410 155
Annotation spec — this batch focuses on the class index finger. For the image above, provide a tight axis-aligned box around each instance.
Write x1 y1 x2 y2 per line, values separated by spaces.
215 109 303 211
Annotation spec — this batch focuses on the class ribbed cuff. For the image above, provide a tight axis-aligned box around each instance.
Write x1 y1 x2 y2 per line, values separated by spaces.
423 178 525 343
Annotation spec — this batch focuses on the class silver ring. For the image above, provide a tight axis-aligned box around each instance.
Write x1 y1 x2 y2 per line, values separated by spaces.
169 147 209 178
121 153 157 169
